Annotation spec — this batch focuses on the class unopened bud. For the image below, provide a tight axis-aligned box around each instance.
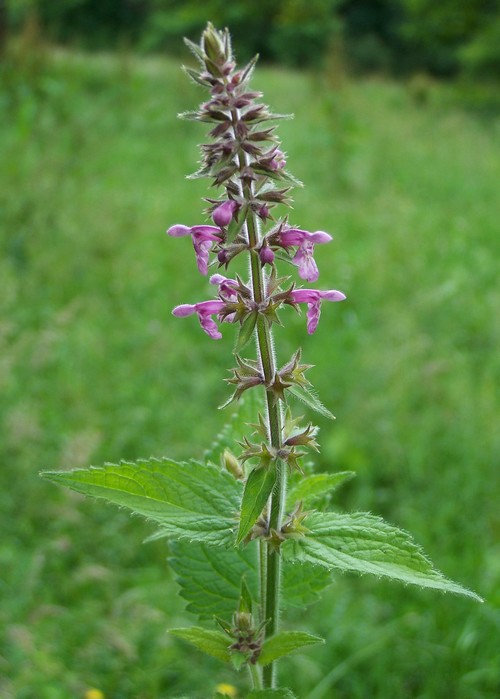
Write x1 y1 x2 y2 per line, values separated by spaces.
213 200 238 227
223 449 244 479
258 204 270 220
234 611 253 631
259 246 275 266
202 23 225 64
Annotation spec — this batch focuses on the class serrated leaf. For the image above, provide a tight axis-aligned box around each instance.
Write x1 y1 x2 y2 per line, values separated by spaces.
258 631 324 666
237 466 276 545
235 312 258 353
283 512 483 601
170 540 259 619
286 472 355 510
281 559 332 608
169 540 331 620
41 458 241 547
288 384 335 420
247 690 297 699
169 627 230 663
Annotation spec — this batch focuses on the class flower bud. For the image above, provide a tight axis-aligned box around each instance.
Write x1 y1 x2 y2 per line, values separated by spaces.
234 611 253 632
212 200 238 227
218 248 229 264
223 449 244 480
258 204 270 220
259 246 275 266
202 23 226 64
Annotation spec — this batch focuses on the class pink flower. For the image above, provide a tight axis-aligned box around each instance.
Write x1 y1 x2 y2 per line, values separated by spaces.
167 224 222 275
172 300 226 340
279 227 332 282
212 200 239 227
210 274 239 301
269 148 286 170
290 288 346 334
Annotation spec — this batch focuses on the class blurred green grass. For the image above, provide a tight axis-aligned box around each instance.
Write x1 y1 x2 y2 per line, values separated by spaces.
0 49 499 698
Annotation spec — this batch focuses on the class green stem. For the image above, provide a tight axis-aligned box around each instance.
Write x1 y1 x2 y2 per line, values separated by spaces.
229 98 286 688
249 661 264 689
244 192 286 689
259 539 267 624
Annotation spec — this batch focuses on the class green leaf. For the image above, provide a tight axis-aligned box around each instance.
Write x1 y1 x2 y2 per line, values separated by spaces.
235 312 258 353
281 560 332 608
288 384 335 420
247 690 297 699
283 512 483 601
258 631 324 666
169 627 230 663
230 651 247 670
236 466 276 545
225 205 247 243
170 540 331 620
170 541 259 619
239 577 253 613
41 458 241 547
286 472 355 510
183 37 205 64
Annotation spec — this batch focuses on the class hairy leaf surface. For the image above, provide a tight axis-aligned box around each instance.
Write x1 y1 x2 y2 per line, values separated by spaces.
288 384 335 420
170 541 332 619
283 512 482 600
170 541 259 619
237 466 276 544
169 627 230 662
258 631 324 666
286 471 355 510
41 458 241 546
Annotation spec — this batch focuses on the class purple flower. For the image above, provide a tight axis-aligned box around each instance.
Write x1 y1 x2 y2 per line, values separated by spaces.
167 224 222 275
258 204 270 220
269 148 286 171
290 288 346 334
210 273 239 301
172 300 226 340
279 228 333 282
212 200 239 227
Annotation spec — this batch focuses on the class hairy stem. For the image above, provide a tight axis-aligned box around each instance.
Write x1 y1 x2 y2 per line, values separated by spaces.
249 661 263 689
229 95 286 687
244 195 286 689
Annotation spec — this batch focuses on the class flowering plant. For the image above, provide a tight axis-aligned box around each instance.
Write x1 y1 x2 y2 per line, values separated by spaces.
42 24 481 698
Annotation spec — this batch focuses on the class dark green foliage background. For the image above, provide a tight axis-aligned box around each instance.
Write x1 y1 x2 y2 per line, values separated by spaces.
5 0 500 76
1 41 499 698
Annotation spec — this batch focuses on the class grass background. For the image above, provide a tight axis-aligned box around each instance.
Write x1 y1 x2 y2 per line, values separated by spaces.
1 48 499 698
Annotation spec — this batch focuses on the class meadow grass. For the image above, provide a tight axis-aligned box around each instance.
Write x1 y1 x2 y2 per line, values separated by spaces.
0 48 499 698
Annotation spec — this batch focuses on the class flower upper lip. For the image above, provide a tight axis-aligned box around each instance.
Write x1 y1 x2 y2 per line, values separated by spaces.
290 288 346 334
167 224 223 275
278 227 333 282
